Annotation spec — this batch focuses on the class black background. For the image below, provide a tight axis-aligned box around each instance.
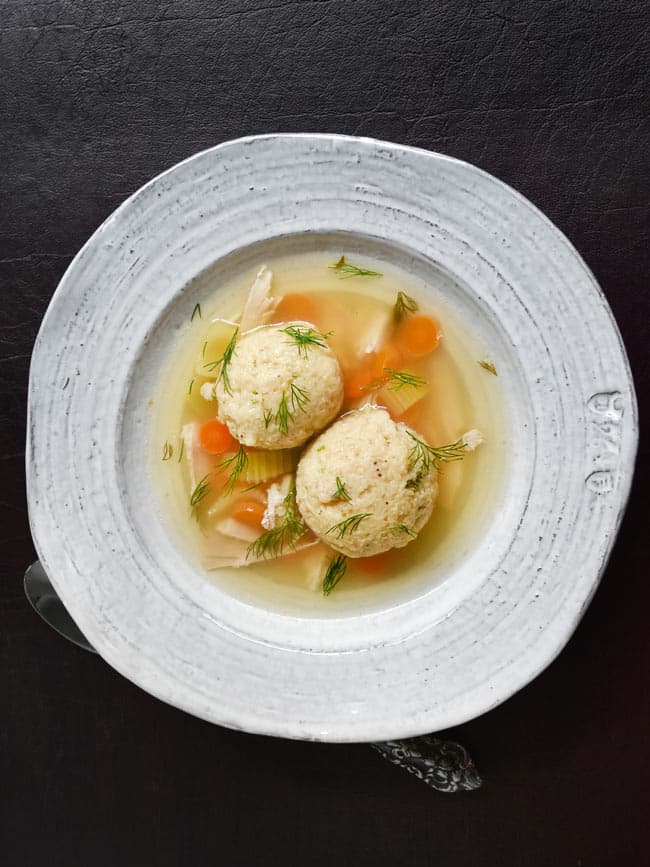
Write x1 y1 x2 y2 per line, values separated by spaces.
2 2 648 865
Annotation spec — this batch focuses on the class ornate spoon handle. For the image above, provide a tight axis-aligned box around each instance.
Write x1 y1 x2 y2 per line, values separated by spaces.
371 735 482 792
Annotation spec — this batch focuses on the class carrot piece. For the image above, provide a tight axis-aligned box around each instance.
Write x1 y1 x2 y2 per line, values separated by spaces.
198 419 237 455
343 358 385 400
232 499 266 527
372 343 403 377
395 315 440 357
274 293 320 324
356 553 389 575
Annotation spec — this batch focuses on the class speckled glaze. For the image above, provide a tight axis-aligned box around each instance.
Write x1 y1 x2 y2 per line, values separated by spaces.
26 135 638 742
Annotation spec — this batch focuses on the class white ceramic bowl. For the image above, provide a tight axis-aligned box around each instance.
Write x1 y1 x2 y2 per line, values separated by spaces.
27 134 637 741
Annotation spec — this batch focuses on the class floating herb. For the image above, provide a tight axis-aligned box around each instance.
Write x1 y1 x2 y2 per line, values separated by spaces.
217 443 248 496
162 441 174 461
191 303 202 322
201 341 207 359
241 481 264 493
246 488 306 560
188 378 195 395
393 291 418 323
390 524 416 537
362 367 427 393
177 438 185 463
478 360 498 376
204 327 238 396
190 474 210 508
322 555 347 596
281 325 332 358
329 255 382 278
263 408 273 429
330 476 352 503
383 368 427 391
407 432 467 473
326 513 372 539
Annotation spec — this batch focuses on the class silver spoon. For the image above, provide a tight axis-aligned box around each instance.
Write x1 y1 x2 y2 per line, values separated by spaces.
24 559 481 792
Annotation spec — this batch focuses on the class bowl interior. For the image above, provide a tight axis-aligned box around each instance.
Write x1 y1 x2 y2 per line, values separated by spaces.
120 230 533 638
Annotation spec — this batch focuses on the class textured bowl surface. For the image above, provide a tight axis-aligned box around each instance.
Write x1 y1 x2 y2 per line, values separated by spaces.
26 134 637 741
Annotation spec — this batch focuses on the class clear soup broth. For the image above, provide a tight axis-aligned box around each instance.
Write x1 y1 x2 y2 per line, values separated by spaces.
150 247 505 611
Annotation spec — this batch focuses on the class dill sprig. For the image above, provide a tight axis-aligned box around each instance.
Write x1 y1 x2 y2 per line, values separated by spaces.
190 474 210 508
478 360 498 376
204 328 238 396
390 524 416 537
383 368 427 391
362 368 427 393
177 438 185 463
246 488 306 560
322 555 347 596
191 303 202 322
407 432 467 473
162 441 174 461
270 382 310 435
217 443 248 496
326 513 372 539
329 255 382 279
330 476 351 503
188 378 195 395
281 325 332 358
393 291 418 323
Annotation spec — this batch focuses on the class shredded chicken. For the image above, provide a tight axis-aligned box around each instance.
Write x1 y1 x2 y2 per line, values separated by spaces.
261 474 293 530
239 265 278 332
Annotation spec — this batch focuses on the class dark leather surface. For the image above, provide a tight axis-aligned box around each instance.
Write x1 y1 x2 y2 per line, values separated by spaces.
1 1 648 864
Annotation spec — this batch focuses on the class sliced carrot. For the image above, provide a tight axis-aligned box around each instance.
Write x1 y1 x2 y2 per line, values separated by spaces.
198 419 237 455
274 293 320 325
395 315 440 357
393 402 422 426
355 553 389 575
372 343 403 377
232 499 266 527
343 359 385 401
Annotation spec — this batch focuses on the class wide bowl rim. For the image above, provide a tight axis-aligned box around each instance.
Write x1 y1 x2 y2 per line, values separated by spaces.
26 133 638 741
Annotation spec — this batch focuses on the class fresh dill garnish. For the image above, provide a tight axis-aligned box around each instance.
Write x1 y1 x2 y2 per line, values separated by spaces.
383 368 427 391
322 555 347 596
329 255 382 278
270 382 310 435
190 474 210 508
188 378 195 395
217 443 248 496
290 382 309 412
393 291 418 323
246 488 306 560
281 325 332 358
362 368 427 393
478 360 498 376
162 441 174 461
177 438 185 463
191 303 202 322
406 432 467 473
330 476 352 503
326 513 372 539
204 327 238 396
202 341 207 359
405 469 423 490
390 524 416 537
241 481 264 493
